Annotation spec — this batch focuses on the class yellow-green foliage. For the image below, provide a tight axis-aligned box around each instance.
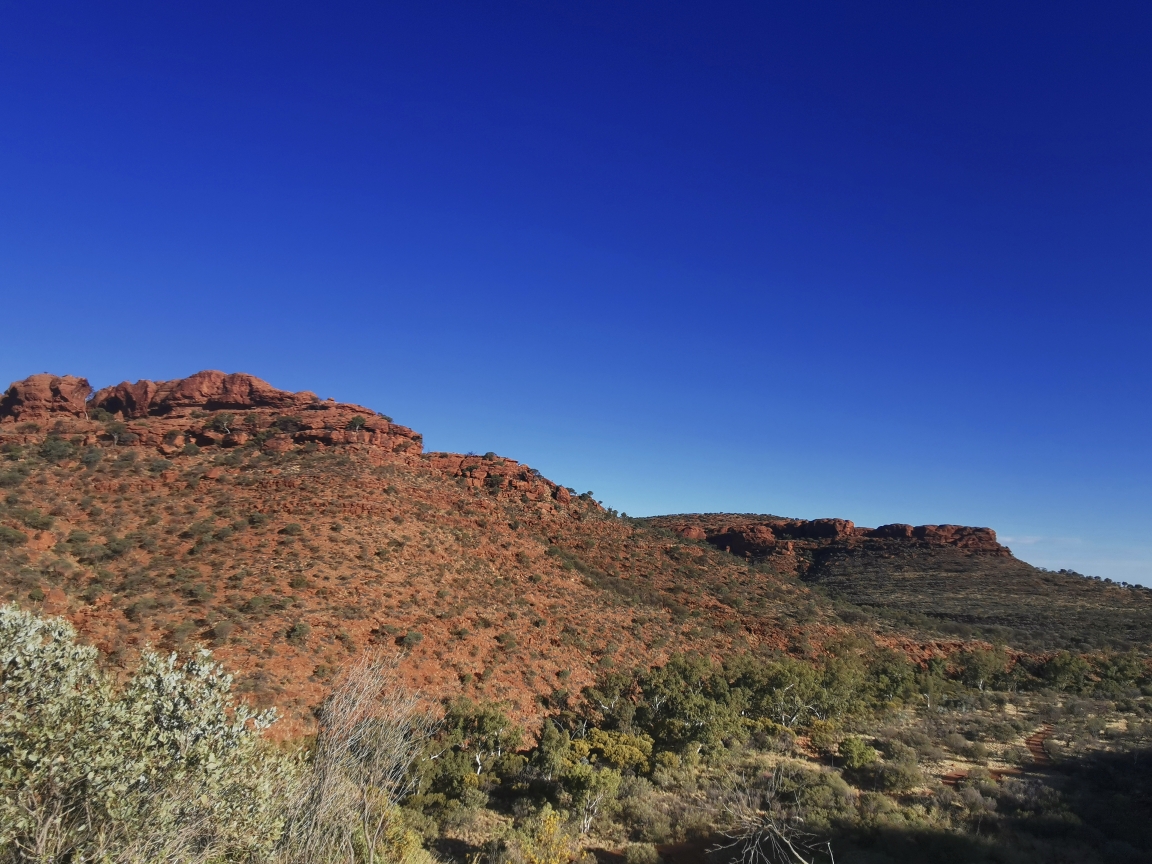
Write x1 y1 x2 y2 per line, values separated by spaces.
573 729 653 773
371 808 437 864
506 804 576 864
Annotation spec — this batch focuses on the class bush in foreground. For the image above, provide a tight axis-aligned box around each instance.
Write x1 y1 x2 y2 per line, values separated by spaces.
0 604 434 864
0 603 289 862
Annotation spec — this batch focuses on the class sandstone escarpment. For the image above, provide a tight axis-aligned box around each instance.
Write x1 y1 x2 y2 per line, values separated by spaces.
0 371 425 460
0 374 92 421
0 371 580 505
5 369 1145 737
90 370 321 418
657 513 1009 562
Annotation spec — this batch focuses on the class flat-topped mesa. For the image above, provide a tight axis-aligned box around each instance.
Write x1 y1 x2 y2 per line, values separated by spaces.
665 515 1008 557
0 374 92 421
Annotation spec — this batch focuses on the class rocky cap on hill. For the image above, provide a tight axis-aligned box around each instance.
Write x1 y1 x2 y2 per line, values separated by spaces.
0 370 575 500
653 513 1010 559
0 370 421 457
89 370 324 417
0 373 92 420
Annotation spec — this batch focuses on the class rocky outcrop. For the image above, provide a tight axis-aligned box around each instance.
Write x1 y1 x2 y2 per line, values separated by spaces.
910 524 1000 549
90 371 321 417
1 370 422 458
0 371 586 512
0 374 91 421
707 524 780 557
659 513 1009 560
423 452 572 505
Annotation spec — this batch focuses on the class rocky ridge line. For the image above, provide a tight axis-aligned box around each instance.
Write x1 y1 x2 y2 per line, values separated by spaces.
653 513 1010 561
0 370 575 503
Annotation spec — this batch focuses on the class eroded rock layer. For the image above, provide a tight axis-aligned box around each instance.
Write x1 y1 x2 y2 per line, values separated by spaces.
654 514 1009 561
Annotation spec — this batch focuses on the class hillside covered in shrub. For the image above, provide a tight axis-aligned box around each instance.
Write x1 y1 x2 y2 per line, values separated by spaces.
2 370 1152 864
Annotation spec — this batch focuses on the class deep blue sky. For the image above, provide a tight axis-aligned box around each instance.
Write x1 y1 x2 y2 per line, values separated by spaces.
2 2 1150 582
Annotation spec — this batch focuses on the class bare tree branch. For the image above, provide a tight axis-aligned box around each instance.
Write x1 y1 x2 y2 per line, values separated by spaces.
708 769 833 864
280 651 438 864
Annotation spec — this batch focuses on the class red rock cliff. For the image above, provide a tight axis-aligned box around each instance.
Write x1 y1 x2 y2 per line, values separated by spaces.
0 374 92 421
90 370 321 417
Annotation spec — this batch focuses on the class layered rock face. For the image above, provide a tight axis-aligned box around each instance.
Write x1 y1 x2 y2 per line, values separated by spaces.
90 370 321 418
0 370 576 501
656 513 1009 561
0 374 92 421
1 370 422 458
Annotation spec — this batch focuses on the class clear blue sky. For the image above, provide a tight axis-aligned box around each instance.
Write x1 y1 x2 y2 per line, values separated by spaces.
2 2 1149 583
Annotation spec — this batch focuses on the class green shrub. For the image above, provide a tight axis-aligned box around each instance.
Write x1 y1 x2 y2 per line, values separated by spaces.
0 525 27 546
38 436 75 462
287 620 312 644
0 471 25 488
876 758 923 792
274 416 305 433
148 457 173 474
808 718 842 755
213 620 236 641
17 510 58 532
839 735 878 770
624 843 662 864
0 604 291 861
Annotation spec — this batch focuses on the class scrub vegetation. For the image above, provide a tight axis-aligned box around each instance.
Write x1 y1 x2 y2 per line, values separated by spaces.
2 375 1151 863
5 603 1152 864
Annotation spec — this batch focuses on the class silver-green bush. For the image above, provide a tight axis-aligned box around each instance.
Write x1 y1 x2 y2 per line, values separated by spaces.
0 603 294 863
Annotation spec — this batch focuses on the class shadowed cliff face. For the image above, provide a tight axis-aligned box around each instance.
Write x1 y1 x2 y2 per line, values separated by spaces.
646 513 1152 652
651 514 1008 559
